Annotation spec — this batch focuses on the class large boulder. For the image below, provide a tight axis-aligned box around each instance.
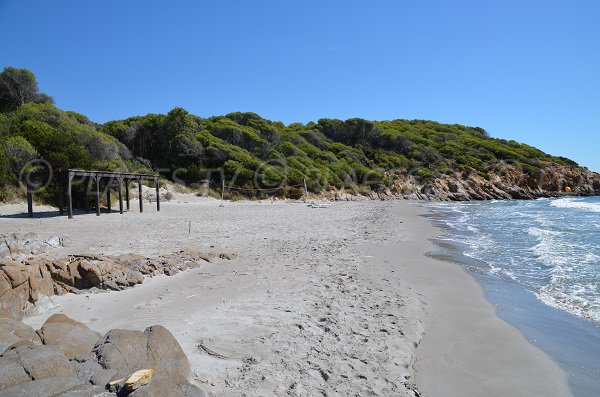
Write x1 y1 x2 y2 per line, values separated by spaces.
92 325 191 381
144 325 191 380
0 344 80 394
36 314 101 359
92 329 149 379
0 312 199 396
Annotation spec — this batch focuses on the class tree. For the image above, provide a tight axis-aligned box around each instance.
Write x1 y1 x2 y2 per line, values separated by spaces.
3 136 37 175
0 67 54 112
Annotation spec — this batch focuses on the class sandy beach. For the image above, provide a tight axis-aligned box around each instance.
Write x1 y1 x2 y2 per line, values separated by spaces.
1 198 572 396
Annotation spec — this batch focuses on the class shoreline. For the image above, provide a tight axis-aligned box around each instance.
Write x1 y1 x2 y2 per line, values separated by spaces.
426 204 600 396
2 199 573 395
366 203 572 397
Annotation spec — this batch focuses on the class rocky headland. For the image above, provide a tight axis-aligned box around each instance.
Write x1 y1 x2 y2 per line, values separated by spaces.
321 164 600 201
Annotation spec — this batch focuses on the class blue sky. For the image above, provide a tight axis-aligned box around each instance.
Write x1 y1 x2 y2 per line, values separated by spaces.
1 0 599 171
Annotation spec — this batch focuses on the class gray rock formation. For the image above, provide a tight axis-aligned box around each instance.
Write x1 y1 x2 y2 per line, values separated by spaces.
91 325 190 381
0 314 203 397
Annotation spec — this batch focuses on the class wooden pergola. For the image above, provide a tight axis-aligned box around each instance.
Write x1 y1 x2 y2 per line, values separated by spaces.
26 169 161 219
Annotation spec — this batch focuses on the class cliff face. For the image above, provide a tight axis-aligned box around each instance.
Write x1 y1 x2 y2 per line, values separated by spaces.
401 164 600 201
321 163 600 201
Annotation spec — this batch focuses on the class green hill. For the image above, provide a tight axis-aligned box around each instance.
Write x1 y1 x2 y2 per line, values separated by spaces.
1 67 597 203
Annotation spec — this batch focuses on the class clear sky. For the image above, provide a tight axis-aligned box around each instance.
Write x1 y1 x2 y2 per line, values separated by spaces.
1 0 599 171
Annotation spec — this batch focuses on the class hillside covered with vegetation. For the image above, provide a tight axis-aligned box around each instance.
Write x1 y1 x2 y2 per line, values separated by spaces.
0 67 597 203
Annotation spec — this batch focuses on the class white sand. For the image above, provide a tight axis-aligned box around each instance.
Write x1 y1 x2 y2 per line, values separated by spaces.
1 198 571 396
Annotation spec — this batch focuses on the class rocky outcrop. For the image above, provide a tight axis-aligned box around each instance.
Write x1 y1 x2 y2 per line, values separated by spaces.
320 163 600 201
0 233 70 261
0 314 204 396
317 164 600 201
406 164 600 201
0 248 234 320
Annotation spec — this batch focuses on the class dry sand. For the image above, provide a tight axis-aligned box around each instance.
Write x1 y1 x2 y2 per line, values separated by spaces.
1 197 572 396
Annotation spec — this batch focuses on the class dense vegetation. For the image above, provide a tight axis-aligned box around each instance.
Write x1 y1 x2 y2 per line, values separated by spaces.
0 67 581 202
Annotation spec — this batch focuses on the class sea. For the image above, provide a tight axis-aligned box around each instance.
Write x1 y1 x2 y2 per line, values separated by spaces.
427 197 600 397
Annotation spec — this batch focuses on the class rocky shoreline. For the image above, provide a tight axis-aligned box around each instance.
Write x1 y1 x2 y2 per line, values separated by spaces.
319 164 600 201
0 241 236 396
0 238 235 319
0 310 203 396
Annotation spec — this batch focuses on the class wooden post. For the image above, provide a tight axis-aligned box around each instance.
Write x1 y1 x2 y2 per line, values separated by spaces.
125 178 130 210
67 171 73 219
118 177 124 214
304 178 308 196
106 179 112 212
58 171 64 215
95 176 101 216
220 179 225 207
27 190 33 218
155 177 160 212
84 177 91 213
138 179 143 213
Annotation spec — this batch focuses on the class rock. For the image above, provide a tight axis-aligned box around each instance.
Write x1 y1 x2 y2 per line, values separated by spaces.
2 266 26 288
72 354 117 387
378 163 600 201
0 250 216 320
0 310 38 353
0 345 77 381
55 384 109 397
124 368 154 391
43 236 66 249
145 325 191 380
92 325 191 382
37 314 101 359
0 377 84 397
0 356 30 390
92 329 149 379
0 233 67 261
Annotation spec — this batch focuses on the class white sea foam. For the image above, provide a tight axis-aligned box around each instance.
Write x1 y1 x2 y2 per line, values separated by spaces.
537 285 600 324
438 197 600 324
550 198 600 212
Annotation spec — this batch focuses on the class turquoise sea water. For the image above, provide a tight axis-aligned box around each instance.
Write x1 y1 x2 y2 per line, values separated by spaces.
428 197 600 396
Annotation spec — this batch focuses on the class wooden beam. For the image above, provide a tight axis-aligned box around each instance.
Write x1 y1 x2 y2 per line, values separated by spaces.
138 179 143 213
95 176 101 216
